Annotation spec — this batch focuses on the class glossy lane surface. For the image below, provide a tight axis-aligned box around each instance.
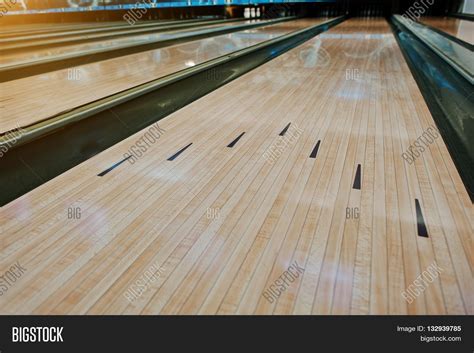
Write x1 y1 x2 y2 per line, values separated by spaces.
0 18 471 315
0 19 325 134
0 19 261 66
420 17 473 45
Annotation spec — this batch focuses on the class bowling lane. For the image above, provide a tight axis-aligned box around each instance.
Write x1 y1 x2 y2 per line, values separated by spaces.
0 19 259 66
0 22 127 36
420 17 473 45
0 19 185 39
0 19 214 45
0 18 327 134
0 19 471 315
0 21 144 37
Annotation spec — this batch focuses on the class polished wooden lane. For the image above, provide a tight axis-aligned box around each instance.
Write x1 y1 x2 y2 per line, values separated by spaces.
0 19 194 40
0 18 472 315
0 19 325 135
0 19 260 65
0 19 155 34
0 22 131 37
420 16 473 45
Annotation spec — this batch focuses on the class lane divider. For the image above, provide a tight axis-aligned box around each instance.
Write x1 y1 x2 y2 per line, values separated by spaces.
0 16 297 83
0 15 347 206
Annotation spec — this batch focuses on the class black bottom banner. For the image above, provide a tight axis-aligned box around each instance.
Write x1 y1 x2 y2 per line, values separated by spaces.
0 315 472 352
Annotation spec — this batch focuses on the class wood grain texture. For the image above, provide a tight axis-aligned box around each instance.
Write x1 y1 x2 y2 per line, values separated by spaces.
0 19 322 135
0 18 472 315
420 16 473 45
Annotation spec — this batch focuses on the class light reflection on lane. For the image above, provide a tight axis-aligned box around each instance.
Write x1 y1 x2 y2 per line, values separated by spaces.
1 19 325 134
319 33 391 39
0 20 262 66
243 18 394 104
420 17 473 45
0 19 321 66
397 15 473 80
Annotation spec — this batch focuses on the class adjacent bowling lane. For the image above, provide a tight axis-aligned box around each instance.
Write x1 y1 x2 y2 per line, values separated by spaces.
0 19 261 66
0 19 186 39
420 16 473 45
0 18 329 134
1 18 470 315
0 21 131 37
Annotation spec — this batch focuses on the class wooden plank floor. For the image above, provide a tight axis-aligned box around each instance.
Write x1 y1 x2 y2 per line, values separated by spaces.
0 21 140 35
0 19 323 135
0 18 472 315
420 16 473 45
0 20 251 65
0 19 175 37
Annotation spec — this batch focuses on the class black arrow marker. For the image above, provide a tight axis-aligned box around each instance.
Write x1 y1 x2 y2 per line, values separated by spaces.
353 164 361 190
310 140 321 159
227 132 245 148
415 198 429 237
98 155 132 177
279 122 291 136
167 143 193 161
